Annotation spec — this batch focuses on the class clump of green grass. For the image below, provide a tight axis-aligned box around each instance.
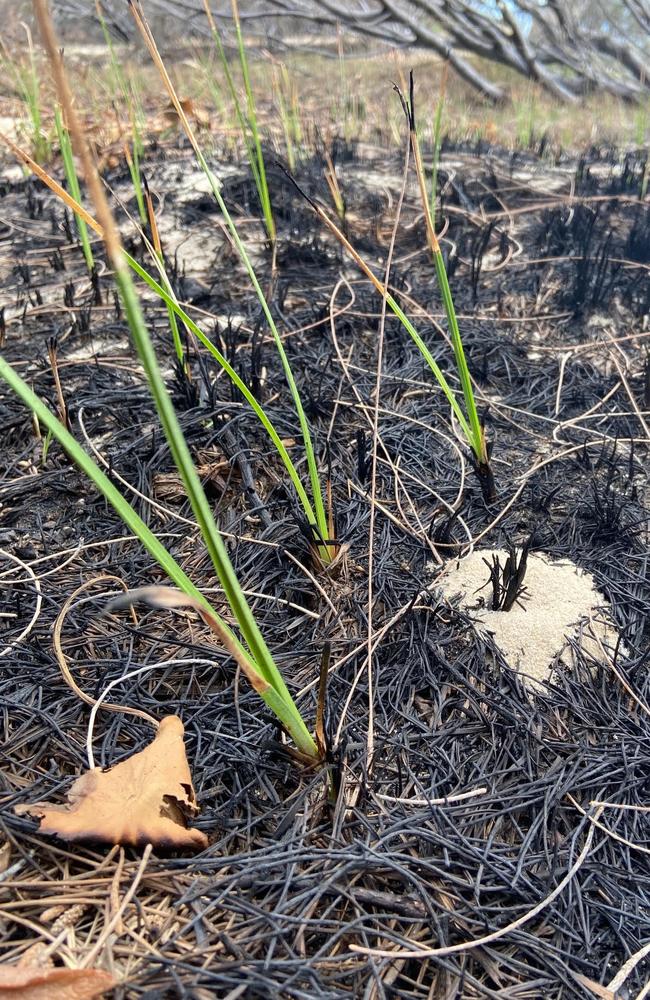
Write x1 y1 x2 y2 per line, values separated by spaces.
2 128 338 567
515 84 538 150
202 0 275 248
273 60 302 172
289 164 493 493
0 27 51 163
282 73 495 502
130 0 336 564
335 27 365 143
3 3 339 567
1 0 320 762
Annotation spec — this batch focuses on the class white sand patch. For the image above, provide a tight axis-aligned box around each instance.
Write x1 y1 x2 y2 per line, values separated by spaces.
437 549 618 690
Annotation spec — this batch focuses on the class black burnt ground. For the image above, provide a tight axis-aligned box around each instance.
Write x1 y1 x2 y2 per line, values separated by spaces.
0 138 649 998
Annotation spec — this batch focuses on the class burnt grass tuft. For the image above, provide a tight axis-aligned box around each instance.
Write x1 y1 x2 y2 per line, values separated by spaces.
0 134 649 997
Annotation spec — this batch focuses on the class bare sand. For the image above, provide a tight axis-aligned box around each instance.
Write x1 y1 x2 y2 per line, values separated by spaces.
438 549 617 690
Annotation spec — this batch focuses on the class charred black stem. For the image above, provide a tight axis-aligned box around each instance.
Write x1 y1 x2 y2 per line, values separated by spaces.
483 534 533 612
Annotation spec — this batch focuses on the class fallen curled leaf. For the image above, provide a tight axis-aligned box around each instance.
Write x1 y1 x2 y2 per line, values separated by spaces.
0 965 115 999
15 716 208 850
162 97 209 127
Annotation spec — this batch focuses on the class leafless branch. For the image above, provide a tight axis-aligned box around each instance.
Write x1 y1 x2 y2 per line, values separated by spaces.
51 0 650 104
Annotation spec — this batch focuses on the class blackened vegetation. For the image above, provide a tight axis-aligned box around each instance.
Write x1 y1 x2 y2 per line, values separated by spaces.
536 196 650 318
482 534 532 611
1 136 649 998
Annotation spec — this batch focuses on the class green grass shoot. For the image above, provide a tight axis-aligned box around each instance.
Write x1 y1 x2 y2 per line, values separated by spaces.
430 64 447 231
124 127 148 226
54 106 94 272
1 2 319 759
401 75 489 475
0 28 50 164
0 354 318 759
284 104 491 491
274 62 302 172
2 130 335 564
95 0 129 101
202 0 275 246
323 148 345 227
96 0 148 224
142 175 185 369
130 0 334 562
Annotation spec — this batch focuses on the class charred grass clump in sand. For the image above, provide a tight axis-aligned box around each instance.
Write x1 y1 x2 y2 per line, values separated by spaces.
0 6 650 998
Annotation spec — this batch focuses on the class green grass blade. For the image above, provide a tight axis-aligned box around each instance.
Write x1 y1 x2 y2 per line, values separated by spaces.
132 0 329 550
204 10 265 219
0 353 317 757
230 2 275 244
115 265 317 751
54 107 94 272
136 46 328 544
0 131 322 544
124 249 319 528
96 2 148 223
95 0 128 101
194 162 328 543
289 180 477 452
430 94 444 229
155 256 185 367
129 135 147 225
406 101 485 464
431 249 484 459
0 355 226 614
114 267 277 690
382 285 474 446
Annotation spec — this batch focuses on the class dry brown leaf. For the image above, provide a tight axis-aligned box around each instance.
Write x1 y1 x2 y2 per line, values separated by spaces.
15 716 208 850
162 98 209 127
0 965 115 999
153 457 230 503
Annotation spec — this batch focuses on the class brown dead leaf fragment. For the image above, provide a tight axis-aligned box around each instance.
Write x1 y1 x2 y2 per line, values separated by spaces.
162 97 209 127
0 840 10 874
15 716 208 850
572 974 617 999
0 965 115 999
